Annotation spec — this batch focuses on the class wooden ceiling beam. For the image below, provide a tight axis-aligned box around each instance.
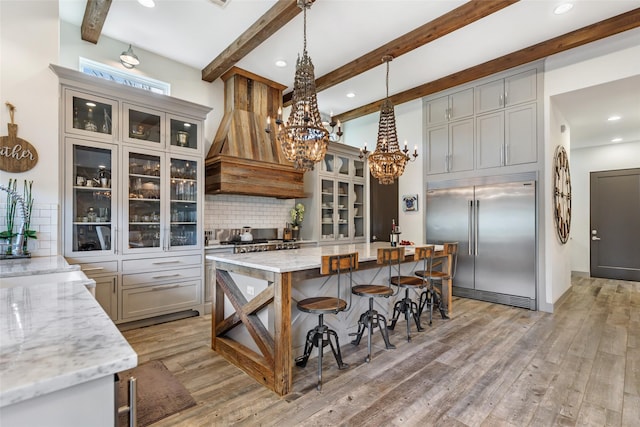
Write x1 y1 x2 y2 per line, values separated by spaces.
335 8 640 124
81 0 112 44
283 0 519 106
202 0 304 82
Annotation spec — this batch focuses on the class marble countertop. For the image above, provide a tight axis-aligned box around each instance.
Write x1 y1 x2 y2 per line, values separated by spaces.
0 257 137 408
206 242 439 273
0 255 80 278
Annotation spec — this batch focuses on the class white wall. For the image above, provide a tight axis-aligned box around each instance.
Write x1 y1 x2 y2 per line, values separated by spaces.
1 1 60 256
544 27 640 307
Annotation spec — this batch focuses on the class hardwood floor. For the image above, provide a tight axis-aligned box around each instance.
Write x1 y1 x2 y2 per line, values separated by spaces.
121 276 640 426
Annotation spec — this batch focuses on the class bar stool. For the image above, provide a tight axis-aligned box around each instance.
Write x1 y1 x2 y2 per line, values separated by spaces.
416 242 458 324
349 247 400 363
295 252 357 391
388 246 435 341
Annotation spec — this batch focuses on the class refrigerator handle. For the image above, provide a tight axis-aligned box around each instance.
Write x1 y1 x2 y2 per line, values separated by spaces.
468 200 473 255
475 199 479 256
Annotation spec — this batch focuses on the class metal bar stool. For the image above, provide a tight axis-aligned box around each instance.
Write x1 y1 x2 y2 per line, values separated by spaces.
416 242 458 323
295 252 357 391
388 245 435 341
349 247 400 363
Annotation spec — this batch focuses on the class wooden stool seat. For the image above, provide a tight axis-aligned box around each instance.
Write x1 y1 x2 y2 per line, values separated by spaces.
295 252 357 391
388 245 435 341
352 284 394 298
297 297 347 314
349 247 401 362
417 242 458 324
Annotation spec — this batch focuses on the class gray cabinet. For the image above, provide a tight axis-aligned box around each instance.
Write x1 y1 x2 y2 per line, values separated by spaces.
475 69 537 114
476 102 537 169
425 88 474 127
53 64 211 326
426 119 474 174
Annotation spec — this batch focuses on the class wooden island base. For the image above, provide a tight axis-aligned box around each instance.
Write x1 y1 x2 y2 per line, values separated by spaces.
208 243 452 396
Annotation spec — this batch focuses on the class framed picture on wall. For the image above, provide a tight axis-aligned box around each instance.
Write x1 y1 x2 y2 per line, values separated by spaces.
402 194 418 212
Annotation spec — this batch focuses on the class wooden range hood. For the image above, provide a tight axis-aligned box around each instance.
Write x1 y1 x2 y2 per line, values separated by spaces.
205 67 305 199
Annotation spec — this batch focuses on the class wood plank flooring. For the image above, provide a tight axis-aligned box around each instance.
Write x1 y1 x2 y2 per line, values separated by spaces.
121 276 640 426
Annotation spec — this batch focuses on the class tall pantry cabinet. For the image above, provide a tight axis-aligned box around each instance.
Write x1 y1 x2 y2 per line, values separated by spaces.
52 65 212 325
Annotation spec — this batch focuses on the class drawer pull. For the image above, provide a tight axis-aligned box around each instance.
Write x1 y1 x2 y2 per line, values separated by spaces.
153 284 181 291
152 261 181 265
152 274 181 280
82 267 105 272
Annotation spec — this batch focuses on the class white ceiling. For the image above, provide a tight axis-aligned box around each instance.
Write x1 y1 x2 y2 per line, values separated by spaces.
59 0 640 149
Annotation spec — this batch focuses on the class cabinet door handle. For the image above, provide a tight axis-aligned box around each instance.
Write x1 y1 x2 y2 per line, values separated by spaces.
82 267 105 272
468 200 473 256
152 260 180 265
153 284 181 290
500 145 504 166
112 277 116 294
505 144 510 165
113 226 118 255
499 94 504 107
152 274 181 280
504 92 508 106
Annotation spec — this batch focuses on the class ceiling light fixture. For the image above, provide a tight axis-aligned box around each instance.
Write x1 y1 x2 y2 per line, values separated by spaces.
275 59 287 68
554 2 574 15
120 44 140 69
611 137 623 142
264 0 328 171
607 115 621 121
360 55 417 185
346 92 356 98
137 0 155 8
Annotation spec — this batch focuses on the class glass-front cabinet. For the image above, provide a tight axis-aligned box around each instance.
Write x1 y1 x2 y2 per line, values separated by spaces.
65 139 117 255
123 148 201 254
304 143 367 244
65 90 116 141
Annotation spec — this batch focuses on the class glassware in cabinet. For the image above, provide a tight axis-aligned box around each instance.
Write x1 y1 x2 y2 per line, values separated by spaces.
65 89 116 141
66 140 116 254
169 116 200 152
123 103 163 145
169 157 198 247
126 150 163 252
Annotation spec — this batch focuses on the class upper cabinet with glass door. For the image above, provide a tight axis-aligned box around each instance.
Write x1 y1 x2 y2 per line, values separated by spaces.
65 89 117 142
65 139 117 256
122 105 202 154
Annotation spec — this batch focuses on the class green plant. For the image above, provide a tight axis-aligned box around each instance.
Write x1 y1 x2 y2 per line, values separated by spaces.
22 179 36 253
290 203 305 227
1 179 17 254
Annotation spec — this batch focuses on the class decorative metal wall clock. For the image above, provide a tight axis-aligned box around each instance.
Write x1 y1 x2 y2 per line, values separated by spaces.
553 145 571 244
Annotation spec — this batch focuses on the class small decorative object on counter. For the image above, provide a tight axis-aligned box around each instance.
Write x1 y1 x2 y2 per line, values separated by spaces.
290 203 305 240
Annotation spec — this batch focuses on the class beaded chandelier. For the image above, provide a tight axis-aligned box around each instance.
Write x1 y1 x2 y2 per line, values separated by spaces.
267 0 328 171
361 56 417 185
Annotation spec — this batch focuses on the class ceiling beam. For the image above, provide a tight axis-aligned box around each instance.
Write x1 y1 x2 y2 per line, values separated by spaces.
202 0 305 82
335 8 640 124
81 0 112 44
283 0 519 106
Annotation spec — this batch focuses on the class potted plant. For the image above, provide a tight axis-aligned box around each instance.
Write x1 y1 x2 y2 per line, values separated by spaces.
290 203 305 240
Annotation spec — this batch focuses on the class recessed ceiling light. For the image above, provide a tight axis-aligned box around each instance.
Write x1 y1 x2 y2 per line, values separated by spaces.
86 102 96 107
346 92 356 98
554 2 574 15
607 115 621 121
611 137 623 142
275 60 287 68
137 0 155 8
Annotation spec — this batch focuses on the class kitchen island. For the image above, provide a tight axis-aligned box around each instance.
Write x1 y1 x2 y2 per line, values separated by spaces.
207 242 452 396
0 256 137 427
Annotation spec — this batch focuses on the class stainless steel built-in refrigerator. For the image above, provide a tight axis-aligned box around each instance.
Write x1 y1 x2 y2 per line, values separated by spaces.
426 174 537 309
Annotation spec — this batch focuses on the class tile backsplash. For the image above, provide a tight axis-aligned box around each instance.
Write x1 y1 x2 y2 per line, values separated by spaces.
0 202 59 257
204 194 294 231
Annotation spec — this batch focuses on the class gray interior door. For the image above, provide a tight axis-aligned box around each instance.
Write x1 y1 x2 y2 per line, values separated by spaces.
590 168 640 281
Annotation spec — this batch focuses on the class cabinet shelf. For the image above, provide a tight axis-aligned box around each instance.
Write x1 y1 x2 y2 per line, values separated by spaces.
129 173 161 179
170 199 196 203
129 197 161 201
73 222 111 225
74 186 112 191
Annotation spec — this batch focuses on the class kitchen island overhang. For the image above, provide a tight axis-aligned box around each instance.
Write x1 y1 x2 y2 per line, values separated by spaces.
206 242 452 396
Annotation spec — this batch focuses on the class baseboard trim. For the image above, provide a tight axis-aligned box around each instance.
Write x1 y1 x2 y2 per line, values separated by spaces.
551 284 573 311
571 270 590 278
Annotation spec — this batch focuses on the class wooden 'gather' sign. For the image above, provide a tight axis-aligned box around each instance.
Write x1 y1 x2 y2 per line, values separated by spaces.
0 102 39 173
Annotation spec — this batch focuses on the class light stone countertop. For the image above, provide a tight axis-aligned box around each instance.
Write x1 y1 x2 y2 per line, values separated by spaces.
206 242 440 273
0 257 137 408
0 255 80 278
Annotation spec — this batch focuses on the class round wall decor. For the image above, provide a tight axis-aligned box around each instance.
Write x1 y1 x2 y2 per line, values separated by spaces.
553 145 571 244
